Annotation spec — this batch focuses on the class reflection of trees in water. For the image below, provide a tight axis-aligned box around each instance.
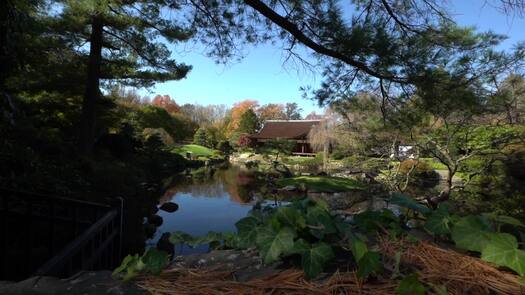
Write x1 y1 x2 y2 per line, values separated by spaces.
159 167 256 204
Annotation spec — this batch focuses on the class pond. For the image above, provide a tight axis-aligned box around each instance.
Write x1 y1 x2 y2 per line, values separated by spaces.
146 166 257 255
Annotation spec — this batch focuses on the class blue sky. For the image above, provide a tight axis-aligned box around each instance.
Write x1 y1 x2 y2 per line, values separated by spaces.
141 1 525 116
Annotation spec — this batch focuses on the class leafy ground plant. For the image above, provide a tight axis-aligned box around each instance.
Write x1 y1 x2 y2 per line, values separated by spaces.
392 194 525 278
114 195 525 288
112 248 169 281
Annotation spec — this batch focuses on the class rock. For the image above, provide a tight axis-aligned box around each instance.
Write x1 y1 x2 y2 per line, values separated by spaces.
171 249 278 282
345 200 370 214
156 233 174 258
147 214 163 226
282 185 297 191
151 204 159 214
159 202 179 213
0 271 146 295
144 223 157 239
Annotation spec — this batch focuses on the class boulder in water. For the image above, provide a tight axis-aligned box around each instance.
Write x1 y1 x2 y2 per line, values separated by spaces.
147 214 163 226
156 232 174 258
144 223 157 239
160 202 179 213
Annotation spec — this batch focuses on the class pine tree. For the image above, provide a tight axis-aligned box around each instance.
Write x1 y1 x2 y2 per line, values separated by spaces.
53 0 193 152
238 109 259 134
193 127 208 147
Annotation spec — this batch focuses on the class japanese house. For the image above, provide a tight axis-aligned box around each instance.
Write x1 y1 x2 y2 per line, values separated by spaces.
249 120 321 156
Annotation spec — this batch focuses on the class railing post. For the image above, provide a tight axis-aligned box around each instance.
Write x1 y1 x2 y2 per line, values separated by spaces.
49 201 54 257
25 202 33 275
2 194 8 278
116 197 124 263
72 204 78 237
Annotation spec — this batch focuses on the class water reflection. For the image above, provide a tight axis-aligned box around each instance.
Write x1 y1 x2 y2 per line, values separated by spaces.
148 166 256 255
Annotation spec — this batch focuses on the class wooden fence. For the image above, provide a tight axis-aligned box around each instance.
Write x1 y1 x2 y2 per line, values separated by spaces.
0 189 123 280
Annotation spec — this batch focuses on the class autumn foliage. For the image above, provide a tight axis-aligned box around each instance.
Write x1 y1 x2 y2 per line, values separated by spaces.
226 99 259 136
237 134 253 147
152 95 181 113
257 103 286 122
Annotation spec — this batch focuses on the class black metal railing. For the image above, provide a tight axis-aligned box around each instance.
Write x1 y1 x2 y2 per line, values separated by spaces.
0 189 123 281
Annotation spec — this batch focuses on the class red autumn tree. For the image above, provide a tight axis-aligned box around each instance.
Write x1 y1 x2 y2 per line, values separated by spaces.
152 94 180 113
237 134 253 147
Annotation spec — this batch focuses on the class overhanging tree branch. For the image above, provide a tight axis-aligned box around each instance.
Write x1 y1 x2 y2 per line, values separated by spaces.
243 0 408 83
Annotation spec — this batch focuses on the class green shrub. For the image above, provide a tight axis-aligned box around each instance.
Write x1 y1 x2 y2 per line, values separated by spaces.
398 159 432 174
505 144 525 180
142 128 174 146
360 158 388 172
217 140 233 155
397 159 440 188
138 106 193 142
342 155 366 168
331 146 352 160
459 156 486 173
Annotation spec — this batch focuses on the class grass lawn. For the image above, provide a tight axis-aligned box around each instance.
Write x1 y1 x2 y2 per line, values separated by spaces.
283 156 319 165
277 176 366 193
172 144 220 159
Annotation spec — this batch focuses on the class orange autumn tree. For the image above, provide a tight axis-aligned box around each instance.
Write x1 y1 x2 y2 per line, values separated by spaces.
257 103 286 123
152 95 180 114
226 99 259 136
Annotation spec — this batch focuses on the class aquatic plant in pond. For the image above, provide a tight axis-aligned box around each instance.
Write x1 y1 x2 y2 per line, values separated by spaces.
277 176 366 192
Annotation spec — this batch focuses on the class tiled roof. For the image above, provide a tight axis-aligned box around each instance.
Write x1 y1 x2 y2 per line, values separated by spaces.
250 120 321 139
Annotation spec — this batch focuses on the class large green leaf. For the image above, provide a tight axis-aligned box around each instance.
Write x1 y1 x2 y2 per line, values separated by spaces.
451 215 492 252
236 216 259 232
482 213 525 228
112 254 140 280
353 210 398 232
141 248 170 275
306 206 337 239
255 226 296 264
350 238 368 262
169 231 194 245
334 217 355 240
495 215 525 228
287 238 310 255
301 242 335 279
311 197 330 211
223 232 240 249
235 216 260 248
356 251 381 278
396 273 425 295
113 249 169 280
390 193 431 215
481 233 525 276
424 206 452 235
353 211 382 231
187 231 224 248
275 207 306 229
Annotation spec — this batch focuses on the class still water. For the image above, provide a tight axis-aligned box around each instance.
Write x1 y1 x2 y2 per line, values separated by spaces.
147 166 256 255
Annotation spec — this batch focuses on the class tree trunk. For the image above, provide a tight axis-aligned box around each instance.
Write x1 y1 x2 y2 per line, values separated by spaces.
427 166 454 208
323 142 329 172
79 17 103 154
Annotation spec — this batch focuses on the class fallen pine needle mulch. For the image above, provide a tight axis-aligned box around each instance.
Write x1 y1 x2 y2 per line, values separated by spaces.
137 238 525 295
137 267 397 295
380 237 525 295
